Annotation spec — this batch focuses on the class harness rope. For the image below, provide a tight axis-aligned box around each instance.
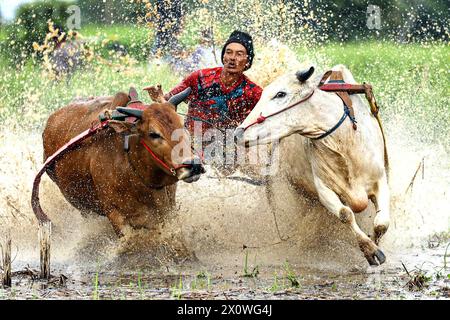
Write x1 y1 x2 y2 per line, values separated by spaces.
242 71 362 138
31 120 110 224
240 70 389 245
31 119 192 224
140 138 191 176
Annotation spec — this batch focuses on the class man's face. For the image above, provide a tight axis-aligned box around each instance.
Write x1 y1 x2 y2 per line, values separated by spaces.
222 42 248 74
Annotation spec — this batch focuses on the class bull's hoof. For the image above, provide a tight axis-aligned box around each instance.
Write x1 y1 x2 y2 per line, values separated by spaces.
366 249 386 266
375 249 386 264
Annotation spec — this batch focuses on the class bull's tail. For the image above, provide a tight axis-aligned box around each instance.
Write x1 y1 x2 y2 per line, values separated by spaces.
31 164 52 279
375 114 389 177
31 166 52 225
32 120 110 279
363 85 390 180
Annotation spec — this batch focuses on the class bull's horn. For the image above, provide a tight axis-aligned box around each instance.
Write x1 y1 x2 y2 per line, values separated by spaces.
116 107 143 119
296 66 315 82
168 87 192 107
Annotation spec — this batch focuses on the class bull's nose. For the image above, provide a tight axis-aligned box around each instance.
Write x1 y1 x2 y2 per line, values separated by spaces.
182 157 205 175
191 162 205 175
234 127 244 145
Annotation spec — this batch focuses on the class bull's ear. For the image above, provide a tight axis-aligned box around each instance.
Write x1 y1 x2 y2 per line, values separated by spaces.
116 107 143 119
108 120 136 134
296 66 315 83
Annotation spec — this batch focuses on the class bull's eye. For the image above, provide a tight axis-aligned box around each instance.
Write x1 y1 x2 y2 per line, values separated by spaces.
149 132 161 139
274 91 286 99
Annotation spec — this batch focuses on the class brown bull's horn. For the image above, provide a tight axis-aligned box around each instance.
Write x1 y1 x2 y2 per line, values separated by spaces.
116 107 143 119
296 66 315 82
168 87 192 107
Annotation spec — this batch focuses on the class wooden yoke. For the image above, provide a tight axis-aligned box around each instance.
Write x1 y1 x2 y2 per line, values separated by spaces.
319 70 389 173
319 71 357 130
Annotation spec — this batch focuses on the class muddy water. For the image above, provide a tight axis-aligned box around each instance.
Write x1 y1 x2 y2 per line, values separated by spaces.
0 120 449 299
0 40 448 300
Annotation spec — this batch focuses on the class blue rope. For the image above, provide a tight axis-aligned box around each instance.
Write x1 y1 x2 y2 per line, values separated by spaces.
312 104 355 140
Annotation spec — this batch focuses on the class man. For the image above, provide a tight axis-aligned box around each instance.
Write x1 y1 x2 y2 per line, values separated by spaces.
49 26 83 80
145 30 262 135
144 30 262 172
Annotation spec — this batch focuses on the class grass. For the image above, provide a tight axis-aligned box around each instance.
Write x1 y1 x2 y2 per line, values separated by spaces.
170 275 183 300
401 241 450 292
269 272 280 292
444 242 450 269
190 270 211 291
92 271 99 300
267 261 301 292
242 250 259 278
81 24 151 42
283 261 300 288
137 272 144 300
401 262 432 291
0 55 179 130
79 24 153 60
0 38 447 149
296 41 449 147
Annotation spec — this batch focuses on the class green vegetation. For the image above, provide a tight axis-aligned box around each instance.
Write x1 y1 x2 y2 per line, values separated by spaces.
0 55 178 129
242 250 259 278
1 37 447 150
401 262 432 291
0 19 447 150
0 1 76 64
92 271 99 300
267 261 301 292
190 270 211 291
170 275 183 300
298 41 449 147
283 261 300 288
80 24 153 60
269 272 280 292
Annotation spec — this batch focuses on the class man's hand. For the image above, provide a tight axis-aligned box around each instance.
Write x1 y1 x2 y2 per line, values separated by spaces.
143 84 166 103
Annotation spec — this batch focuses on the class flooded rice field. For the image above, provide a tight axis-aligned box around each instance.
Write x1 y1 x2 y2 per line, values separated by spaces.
0 125 449 300
2 244 450 300
0 0 448 302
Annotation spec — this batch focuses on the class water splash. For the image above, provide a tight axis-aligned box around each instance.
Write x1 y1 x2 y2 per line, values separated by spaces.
0 1 448 274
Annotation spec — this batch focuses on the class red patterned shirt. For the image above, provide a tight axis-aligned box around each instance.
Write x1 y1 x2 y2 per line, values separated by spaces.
165 67 262 134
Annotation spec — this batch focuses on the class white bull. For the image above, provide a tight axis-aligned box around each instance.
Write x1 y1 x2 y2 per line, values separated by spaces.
235 65 390 265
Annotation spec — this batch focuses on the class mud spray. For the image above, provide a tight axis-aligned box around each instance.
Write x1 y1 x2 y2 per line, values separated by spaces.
0 1 448 290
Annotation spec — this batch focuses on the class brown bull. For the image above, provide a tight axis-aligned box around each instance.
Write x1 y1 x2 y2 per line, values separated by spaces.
41 89 204 236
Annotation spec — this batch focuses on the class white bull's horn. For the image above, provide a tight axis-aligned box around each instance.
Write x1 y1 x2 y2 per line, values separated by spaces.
296 66 315 82
116 107 143 119
168 87 192 107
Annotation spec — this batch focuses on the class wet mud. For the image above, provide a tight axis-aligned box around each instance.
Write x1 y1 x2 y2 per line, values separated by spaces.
0 129 448 299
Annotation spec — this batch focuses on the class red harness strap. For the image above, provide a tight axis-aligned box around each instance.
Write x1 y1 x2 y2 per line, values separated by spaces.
31 120 110 224
32 120 192 224
243 91 315 131
242 70 371 133
140 139 191 176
